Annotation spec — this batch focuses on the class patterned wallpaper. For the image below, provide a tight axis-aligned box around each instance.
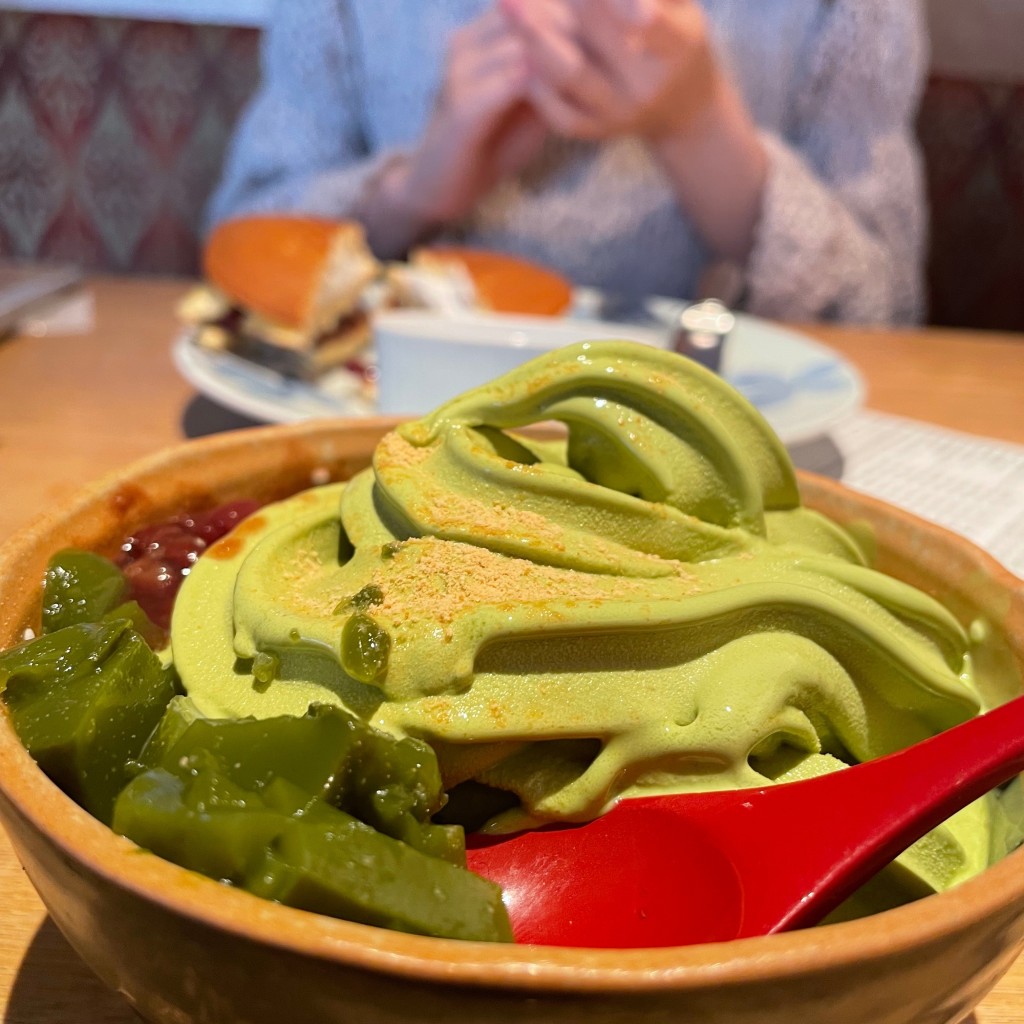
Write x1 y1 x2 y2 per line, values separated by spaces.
0 12 258 276
0 11 1021 331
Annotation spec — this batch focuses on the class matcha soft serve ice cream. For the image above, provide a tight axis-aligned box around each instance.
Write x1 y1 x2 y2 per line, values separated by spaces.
171 340 1003 910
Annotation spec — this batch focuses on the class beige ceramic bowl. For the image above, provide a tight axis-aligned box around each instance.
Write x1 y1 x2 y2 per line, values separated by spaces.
1 418 1024 1024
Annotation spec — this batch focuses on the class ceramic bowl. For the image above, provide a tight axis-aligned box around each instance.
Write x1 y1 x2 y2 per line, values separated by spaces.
1 418 1023 1024
372 310 667 415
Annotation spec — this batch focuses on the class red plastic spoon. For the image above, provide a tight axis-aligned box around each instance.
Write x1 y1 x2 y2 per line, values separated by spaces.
466 694 1024 948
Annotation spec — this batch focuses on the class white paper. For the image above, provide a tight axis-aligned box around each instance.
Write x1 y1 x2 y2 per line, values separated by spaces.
832 411 1024 580
19 289 95 337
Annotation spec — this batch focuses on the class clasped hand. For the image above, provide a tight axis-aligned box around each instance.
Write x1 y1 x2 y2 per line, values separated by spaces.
366 0 753 260
501 0 720 142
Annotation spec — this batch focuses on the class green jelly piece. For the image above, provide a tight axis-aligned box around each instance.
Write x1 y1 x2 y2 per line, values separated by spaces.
396 817 463 864
114 764 506 943
113 768 292 884
181 753 263 812
1 621 177 823
41 548 163 646
249 814 512 943
0 619 126 702
259 775 328 817
42 550 129 634
340 612 391 684
343 731 462 863
151 704 366 801
149 703 462 863
135 695 206 772
104 600 166 650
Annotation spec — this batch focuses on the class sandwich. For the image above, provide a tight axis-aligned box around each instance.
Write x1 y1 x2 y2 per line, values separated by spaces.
180 215 381 379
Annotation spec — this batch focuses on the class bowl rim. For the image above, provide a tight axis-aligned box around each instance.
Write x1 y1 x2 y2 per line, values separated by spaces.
1 418 1023 994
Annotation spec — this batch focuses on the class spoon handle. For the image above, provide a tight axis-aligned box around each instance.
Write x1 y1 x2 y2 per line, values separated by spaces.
754 693 1024 935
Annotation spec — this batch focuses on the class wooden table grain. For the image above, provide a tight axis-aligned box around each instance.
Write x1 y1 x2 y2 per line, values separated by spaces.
0 275 1022 1024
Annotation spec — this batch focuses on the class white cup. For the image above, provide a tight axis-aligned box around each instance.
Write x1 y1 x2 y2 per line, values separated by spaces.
373 310 668 415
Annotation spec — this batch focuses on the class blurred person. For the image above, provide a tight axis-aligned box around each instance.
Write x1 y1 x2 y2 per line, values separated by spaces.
207 0 928 324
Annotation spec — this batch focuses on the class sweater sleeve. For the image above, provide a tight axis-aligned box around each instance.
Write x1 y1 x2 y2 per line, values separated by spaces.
743 0 928 326
205 0 399 232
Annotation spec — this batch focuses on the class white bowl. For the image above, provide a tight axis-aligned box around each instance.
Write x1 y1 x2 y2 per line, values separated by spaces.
373 310 668 415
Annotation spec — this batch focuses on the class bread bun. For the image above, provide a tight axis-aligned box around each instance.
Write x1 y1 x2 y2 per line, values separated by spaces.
412 246 573 316
203 216 380 337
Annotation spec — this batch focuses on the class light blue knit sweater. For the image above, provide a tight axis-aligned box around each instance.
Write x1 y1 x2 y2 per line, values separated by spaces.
208 0 927 324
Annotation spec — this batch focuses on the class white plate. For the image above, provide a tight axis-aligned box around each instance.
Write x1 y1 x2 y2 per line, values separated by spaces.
172 306 864 446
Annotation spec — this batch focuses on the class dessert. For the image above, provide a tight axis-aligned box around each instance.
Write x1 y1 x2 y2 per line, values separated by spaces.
171 338 1006 906
1 340 1018 942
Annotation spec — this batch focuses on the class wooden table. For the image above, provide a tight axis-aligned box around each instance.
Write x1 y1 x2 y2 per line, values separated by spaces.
0 275 1022 1023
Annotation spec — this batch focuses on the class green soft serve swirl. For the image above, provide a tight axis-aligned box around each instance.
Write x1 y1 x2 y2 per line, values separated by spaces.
171 341 997 907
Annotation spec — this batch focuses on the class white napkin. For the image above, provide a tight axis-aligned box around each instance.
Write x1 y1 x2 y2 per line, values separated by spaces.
17 287 95 337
